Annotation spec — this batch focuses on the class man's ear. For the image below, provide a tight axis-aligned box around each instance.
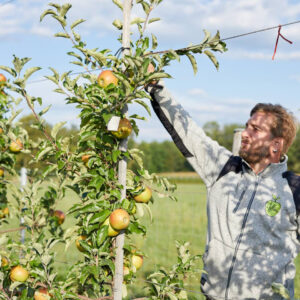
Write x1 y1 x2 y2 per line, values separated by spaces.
271 137 284 154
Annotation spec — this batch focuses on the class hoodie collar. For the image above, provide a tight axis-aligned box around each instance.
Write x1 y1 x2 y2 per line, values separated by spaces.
242 155 288 177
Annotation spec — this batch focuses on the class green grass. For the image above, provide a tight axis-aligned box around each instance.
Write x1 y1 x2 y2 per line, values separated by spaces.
2 182 300 299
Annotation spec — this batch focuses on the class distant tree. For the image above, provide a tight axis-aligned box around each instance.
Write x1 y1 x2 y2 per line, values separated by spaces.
287 129 300 173
128 140 193 173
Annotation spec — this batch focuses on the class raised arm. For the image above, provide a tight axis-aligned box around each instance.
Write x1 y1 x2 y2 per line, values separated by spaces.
147 82 233 187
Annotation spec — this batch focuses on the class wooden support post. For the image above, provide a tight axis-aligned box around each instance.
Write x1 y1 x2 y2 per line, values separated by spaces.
20 167 27 245
113 1 132 299
232 128 243 155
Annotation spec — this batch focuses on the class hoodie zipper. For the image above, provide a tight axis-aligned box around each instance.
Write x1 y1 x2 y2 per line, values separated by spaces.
233 189 246 213
225 179 259 300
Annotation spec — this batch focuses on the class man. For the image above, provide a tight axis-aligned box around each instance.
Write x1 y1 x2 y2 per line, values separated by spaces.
146 81 300 300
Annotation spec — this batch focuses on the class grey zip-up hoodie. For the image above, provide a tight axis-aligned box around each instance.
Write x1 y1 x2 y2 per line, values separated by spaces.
148 82 300 300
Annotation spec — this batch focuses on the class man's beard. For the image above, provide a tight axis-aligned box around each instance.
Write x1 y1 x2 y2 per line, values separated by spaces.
239 144 270 165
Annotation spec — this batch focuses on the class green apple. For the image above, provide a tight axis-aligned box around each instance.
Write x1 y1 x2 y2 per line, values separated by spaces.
10 265 29 282
134 186 152 203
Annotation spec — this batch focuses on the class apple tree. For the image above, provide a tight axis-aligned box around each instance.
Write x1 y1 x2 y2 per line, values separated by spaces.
0 0 226 299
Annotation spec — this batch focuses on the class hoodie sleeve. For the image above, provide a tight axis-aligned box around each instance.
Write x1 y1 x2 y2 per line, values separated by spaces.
148 81 233 187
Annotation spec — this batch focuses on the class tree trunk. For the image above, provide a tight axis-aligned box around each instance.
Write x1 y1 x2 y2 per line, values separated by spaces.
113 1 132 299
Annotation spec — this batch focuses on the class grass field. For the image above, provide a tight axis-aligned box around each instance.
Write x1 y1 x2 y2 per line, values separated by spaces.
2 181 300 299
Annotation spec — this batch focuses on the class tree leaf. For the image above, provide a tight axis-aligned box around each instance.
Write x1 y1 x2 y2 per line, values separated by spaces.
151 33 158 50
97 226 108 247
131 17 145 25
186 53 197 75
51 121 66 139
112 19 123 30
204 50 219 70
23 67 41 82
40 9 56 22
134 99 151 116
112 0 123 10
70 18 86 29
60 3 72 18
90 210 110 224
38 105 52 117
0 66 17 77
148 17 160 24
36 146 53 162
54 32 70 39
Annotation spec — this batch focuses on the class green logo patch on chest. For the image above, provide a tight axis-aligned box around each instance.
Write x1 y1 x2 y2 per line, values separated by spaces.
265 195 281 217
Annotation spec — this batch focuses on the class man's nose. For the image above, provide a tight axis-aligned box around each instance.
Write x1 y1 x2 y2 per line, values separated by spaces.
241 128 248 139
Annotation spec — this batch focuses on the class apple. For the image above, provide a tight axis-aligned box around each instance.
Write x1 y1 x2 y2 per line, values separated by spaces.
131 254 143 270
10 265 29 282
97 70 118 88
103 217 120 237
81 154 91 164
0 207 9 219
109 209 130 231
34 288 51 300
123 266 130 276
75 235 92 252
0 167 4 177
111 118 132 139
1 256 9 267
0 74 6 84
0 128 3 134
9 139 23 153
134 186 152 203
53 210 65 225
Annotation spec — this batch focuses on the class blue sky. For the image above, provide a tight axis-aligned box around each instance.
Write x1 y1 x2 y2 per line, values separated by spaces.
1 0 300 141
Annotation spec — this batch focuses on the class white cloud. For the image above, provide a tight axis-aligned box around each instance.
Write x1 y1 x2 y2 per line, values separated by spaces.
187 88 207 96
30 25 54 37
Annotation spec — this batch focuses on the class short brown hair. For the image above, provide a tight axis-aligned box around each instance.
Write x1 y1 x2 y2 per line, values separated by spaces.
250 103 298 153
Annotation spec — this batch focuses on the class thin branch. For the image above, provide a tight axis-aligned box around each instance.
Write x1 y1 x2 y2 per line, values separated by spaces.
21 90 59 152
76 295 112 300
0 226 26 235
0 287 10 300
142 6 153 34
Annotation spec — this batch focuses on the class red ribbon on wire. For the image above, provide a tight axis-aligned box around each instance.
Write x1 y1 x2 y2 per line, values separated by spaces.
272 25 293 60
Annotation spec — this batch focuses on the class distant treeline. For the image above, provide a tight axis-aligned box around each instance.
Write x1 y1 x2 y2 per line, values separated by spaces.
16 115 300 173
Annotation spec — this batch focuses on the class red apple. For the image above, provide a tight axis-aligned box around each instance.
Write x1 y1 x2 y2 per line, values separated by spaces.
0 74 6 84
131 254 143 270
109 209 130 230
34 287 51 300
9 139 23 153
10 265 29 282
97 70 118 88
111 118 132 139
103 218 120 237
53 210 65 225
134 186 152 203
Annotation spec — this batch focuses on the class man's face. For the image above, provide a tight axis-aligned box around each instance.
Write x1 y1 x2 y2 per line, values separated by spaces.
239 111 274 164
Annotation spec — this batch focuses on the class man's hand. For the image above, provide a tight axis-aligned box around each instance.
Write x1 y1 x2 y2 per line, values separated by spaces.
145 63 160 92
